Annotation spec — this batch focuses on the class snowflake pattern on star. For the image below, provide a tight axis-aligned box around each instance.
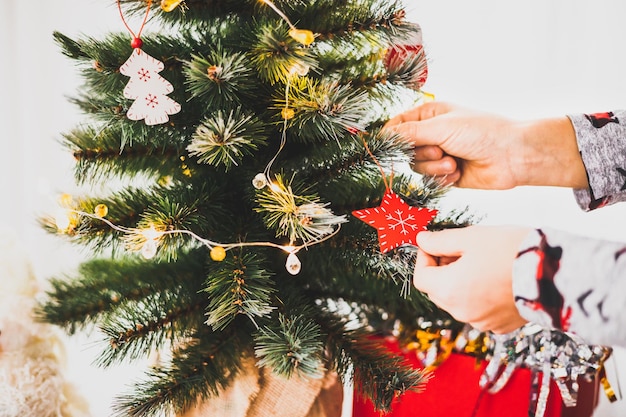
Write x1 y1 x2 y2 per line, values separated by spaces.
352 190 438 253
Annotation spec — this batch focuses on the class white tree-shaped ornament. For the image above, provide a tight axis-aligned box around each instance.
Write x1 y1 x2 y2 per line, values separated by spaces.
120 49 181 125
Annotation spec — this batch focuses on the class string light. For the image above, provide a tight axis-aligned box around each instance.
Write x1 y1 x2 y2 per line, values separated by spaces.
259 0 296 30
252 173 268 189
289 62 310 77
54 89 344 260
55 2 332 274
260 0 315 46
54 207 341 272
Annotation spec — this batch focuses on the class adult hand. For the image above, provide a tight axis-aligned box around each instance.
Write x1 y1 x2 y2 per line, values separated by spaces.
385 101 587 189
414 225 531 334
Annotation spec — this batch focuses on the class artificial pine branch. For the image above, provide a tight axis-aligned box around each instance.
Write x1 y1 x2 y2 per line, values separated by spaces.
36 250 207 334
184 49 258 108
280 78 371 143
63 125 188 184
97 289 205 367
254 312 325 379
249 21 318 85
349 331 429 411
204 250 276 331
112 325 251 417
279 129 412 193
41 0 471 413
187 107 268 170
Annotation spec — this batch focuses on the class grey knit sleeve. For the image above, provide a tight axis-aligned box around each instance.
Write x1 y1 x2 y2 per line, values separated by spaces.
512 228 626 347
568 110 626 210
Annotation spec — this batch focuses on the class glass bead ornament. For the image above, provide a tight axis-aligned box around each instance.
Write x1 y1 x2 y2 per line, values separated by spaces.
285 252 301 275
252 173 268 189
290 62 310 77
141 239 158 259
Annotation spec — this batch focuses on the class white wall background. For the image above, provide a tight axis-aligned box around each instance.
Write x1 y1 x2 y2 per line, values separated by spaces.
1 1 625 416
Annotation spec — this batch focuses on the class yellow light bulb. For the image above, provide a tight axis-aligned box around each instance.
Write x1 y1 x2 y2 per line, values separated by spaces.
160 0 183 12
210 246 227 262
289 28 315 46
58 193 73 207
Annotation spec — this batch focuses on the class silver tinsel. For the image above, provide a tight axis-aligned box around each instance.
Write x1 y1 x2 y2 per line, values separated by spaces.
480 323 613 417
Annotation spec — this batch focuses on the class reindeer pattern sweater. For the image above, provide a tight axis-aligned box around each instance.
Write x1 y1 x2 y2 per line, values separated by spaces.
512 110 626 347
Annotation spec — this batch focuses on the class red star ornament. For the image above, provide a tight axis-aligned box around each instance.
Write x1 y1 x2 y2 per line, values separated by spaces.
352 190 438 253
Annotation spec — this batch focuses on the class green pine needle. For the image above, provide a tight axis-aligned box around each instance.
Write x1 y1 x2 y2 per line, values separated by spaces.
204 251 276 331
254 313 324 379
187 107 267 171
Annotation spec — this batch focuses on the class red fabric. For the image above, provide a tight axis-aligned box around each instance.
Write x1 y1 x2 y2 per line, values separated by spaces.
352 338 598 417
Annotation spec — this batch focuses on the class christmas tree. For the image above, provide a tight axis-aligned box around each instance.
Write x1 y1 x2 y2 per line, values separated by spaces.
39 1 471 415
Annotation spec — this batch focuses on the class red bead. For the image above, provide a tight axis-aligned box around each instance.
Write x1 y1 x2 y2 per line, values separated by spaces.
130 37 143 49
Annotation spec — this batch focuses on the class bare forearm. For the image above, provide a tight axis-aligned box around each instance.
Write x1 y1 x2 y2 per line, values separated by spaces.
514 117 588 188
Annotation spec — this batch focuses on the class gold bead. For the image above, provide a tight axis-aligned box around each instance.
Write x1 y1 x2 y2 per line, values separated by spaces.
94 204 108 218
281 107 295 120
160 0 183 12
289 28 315 46
210 246 226 262
158 175 173 187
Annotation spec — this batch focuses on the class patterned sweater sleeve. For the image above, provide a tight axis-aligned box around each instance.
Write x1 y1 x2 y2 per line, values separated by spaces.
512 228 626 347
510 111 626 346
568 110 626 210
